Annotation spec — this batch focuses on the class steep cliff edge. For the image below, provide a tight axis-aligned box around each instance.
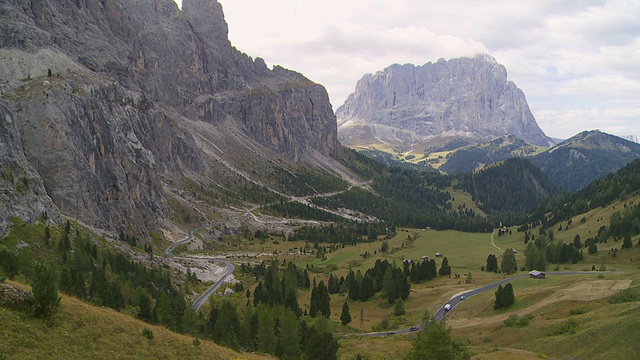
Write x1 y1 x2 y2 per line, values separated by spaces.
336 54 552 149
0 0 340 237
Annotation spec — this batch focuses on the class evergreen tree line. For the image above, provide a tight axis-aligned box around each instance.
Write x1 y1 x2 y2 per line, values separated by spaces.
272 165 349 197
608 204 640 243
204 301 339 360
311 181 493 233
287 221 394 245
342 259 411 304
523 233 584 271
251 260 307 317
324 257 452 305
454 158 563 226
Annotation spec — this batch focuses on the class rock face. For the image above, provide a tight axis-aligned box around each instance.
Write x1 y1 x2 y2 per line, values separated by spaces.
0 103 59 235
336 54 552 148
0 0 338 236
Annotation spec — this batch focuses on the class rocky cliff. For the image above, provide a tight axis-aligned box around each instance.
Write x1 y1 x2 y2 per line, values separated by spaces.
336 54 552 149
0 0 339 237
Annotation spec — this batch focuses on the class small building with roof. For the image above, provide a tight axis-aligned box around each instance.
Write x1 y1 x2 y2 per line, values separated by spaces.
529 270 545 279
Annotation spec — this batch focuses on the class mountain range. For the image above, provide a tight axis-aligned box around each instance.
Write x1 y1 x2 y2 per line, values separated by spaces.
335 56 640 192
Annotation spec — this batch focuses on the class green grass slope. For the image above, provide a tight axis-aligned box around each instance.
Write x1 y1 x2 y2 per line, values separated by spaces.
0 281 273 360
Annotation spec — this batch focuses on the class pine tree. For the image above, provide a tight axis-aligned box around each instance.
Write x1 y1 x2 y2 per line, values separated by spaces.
340 301 351 325
486 254 498 272
383 267 396 304
502 283 515 308
309 285 318 316
31 262 61 317
500 249 517 274
525 242 540 271
318 280 331 317
494 284 504 310
394 298 406 316
438 257 451 276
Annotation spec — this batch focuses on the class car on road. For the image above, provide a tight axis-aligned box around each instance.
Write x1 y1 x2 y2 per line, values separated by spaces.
444 303 452 311
410 326 419 331
460 295 465 300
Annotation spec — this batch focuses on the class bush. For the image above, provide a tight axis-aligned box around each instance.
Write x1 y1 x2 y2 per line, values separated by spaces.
608 288 639 304
517 315 530 326
504 315 518 327
142 327 154 340
549 318 578 336
504 314 533 327
192 337 201 346
569 306 587 315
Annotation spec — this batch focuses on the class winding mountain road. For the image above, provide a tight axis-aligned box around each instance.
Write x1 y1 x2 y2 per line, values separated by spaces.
165 181 372 311
165 226 235 311
356 270 614 337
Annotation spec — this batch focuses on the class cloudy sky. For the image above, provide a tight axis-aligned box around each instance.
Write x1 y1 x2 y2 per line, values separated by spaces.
176 0 639 140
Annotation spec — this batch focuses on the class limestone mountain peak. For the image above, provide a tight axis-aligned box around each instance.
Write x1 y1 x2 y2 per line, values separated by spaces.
336 54 553 149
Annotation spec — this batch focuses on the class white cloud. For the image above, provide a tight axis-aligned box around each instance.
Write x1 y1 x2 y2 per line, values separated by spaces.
173 0 640 140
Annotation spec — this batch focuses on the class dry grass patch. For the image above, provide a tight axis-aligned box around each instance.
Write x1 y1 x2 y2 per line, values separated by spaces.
0 281 272 360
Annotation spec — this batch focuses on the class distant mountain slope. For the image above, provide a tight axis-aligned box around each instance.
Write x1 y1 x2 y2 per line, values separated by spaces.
531 130 640 192
336 54 553 150
439 135 543 174
455 157 563 223
527 157 640 235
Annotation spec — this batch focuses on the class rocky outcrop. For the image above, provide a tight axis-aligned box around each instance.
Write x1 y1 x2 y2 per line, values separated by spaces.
0 0 339 237
0 102 58 236
336 54 552 148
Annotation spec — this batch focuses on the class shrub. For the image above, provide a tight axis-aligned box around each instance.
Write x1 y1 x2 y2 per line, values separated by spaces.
569 306 587 315
504 315 518 327
142 327 154 340
549 318 578 336
517 315 530 326
608 288 639 304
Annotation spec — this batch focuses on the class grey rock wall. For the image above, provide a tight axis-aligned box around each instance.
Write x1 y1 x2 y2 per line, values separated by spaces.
0 0 338 237
337 54 552 147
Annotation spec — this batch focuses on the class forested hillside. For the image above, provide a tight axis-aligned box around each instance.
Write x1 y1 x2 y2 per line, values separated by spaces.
530 131 640 192
528 158 640 228
454 158 563 225
440 135 541 174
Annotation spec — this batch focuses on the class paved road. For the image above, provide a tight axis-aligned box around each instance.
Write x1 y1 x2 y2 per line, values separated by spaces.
356 270 613 337
165 226 235 311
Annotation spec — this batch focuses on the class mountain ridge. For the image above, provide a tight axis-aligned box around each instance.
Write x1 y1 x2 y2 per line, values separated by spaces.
531 130 640 192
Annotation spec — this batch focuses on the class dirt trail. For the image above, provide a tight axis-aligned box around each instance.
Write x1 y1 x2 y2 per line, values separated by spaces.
448 279 632 329
490 230 504 253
